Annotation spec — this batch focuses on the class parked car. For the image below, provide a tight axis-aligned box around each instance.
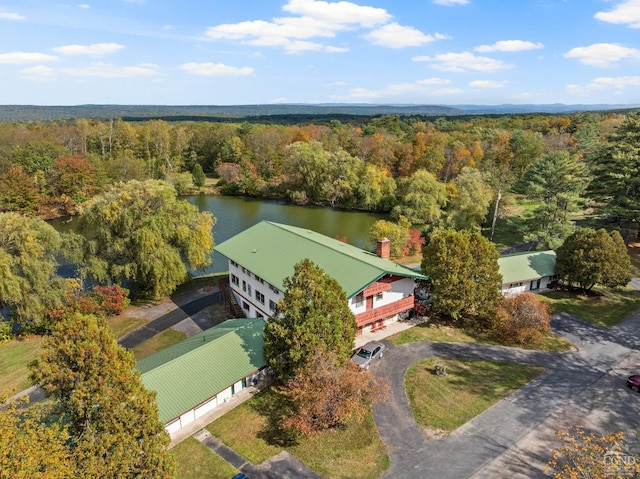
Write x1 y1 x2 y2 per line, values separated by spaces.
351 341 385 370
627 375 640 392
231 473 250 479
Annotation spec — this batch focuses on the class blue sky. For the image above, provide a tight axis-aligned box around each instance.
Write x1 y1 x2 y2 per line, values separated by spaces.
1 0 639 106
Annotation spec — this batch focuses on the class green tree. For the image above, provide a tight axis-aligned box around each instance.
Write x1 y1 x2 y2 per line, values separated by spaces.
192 162 206 188
369 216 411 258
263 259 357 380
392 169 447 225
0 213 70 331
30 312 175 478
0 396 73 479
555 228 631 291
446 167 493 230
421 229 502 325
355 164 397 211
588 111 640 243
77 180 214 299
518 151 589 249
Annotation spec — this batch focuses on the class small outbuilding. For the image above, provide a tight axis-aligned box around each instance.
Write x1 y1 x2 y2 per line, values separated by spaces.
137 317 267 438
498 250 557 295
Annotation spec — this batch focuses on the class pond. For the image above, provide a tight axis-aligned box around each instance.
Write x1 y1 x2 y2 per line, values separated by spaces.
52 195 385 275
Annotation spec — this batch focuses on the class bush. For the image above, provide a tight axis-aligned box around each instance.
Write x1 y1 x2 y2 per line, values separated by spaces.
495 292 551 345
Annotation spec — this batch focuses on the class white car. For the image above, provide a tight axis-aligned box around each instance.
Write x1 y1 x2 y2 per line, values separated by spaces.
351 341 385 370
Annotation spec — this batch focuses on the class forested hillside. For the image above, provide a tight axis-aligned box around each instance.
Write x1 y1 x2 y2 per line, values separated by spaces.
1 110 639 247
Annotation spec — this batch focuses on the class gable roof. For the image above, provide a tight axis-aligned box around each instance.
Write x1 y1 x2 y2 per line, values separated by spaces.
215 221 427 298
498 250 556 285
137 317 266 423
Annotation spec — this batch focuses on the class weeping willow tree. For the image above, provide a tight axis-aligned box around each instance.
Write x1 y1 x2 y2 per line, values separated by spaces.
77 180 214 299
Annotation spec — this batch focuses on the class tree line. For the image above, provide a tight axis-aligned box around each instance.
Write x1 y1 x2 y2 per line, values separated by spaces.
1 110 639 247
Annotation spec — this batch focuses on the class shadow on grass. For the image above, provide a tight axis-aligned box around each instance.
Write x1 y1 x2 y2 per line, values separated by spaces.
249 386 299 449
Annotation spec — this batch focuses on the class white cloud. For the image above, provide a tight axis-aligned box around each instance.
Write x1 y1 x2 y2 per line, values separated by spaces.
469 79 507 88
282 0 391 28
564 43 640 67
77 4 90 9
0 52 58 64
414 51 511 72
62 62 159 78
433 0 469 5
475 40 544 53
180 62 254 76
340 77 460 99
364 23 443 48
0 11 24 20
594 0 640 28
567 76 640 95
53 43 124 56
205 0 437 53
21 65 55 81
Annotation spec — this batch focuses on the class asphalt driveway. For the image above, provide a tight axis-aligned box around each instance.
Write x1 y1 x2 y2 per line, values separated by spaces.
371 312 640 479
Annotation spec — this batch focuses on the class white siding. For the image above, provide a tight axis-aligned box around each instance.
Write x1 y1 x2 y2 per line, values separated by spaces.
501 276 554 295
166 419 181 435
194 396 218 418
228 260 282 318
179 410 195 427
217 386 233 403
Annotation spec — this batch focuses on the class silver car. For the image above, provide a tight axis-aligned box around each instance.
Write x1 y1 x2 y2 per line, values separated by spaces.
351 341 385 370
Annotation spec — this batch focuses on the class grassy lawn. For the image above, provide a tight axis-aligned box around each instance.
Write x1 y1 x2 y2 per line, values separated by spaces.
207 388 389 479
0 335 43 394
107 315 147 339
172 437 238 479
405 358 543 433
132 329 187 360
541 286 640 326
388 319 573 352
172 273 228 297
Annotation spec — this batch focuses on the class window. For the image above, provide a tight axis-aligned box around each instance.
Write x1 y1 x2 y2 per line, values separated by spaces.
355 293 364 307
269 300 277 311
242 302 249 311
254 274 264 284
269 284 280 295
241 267 246 274
242 280 246 292
248 285 252 296
230 260 238 267
375 293 383 301
256 290 265 304
231 274 239 286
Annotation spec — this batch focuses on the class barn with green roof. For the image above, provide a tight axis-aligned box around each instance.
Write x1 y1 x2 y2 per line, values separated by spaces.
498 250 557 295
137 317 267 437
215 221 427 333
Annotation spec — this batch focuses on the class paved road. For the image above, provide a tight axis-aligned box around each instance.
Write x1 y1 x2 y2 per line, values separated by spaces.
372 311 640 479
118 293 219 348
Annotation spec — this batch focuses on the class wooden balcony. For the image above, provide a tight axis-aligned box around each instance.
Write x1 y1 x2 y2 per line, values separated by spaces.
355 296 415 328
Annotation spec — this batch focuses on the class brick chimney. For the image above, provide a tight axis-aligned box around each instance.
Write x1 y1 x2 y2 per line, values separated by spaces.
376 238 391 259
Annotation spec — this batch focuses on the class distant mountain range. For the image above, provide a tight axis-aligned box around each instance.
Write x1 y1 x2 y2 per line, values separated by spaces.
0 103 637 122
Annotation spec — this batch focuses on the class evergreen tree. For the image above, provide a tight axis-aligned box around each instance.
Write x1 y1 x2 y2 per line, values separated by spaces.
588 111 640 243
191 163 206 188
263 259 357 380
518 151 589 249
421 229 502 326
77 180 215 299
30 312 175 478
556 228 631 291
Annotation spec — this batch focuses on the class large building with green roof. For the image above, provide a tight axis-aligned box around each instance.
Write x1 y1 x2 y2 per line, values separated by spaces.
137 317 266 437
215 221 428 333
498 250 557 295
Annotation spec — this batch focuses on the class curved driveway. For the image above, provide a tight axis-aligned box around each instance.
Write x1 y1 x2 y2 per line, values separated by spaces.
371 312 640 478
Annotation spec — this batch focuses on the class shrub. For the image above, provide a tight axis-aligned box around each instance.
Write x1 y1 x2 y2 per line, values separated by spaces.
495 292 551 345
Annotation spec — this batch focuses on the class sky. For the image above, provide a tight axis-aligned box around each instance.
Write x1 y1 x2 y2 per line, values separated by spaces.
1 0 639 106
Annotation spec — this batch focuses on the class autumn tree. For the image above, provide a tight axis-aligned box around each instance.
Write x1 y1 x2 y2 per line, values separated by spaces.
495 292 551 345
0 165 40 214
77 180 214 299
547 426 640 478
369 216 411 258
263 259 357 380
555 228 631 291
0 212 70 331
421 229 502 326
280 350 386 435
30 312 175 478
51 155 100 204
588 111 640 243
355 164 397 211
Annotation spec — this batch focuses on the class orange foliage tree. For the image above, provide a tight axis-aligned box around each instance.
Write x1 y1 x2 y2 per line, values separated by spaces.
280 350 387 436
495 292 551 345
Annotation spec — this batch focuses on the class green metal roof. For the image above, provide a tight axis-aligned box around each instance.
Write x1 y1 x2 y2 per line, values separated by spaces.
498 250 557 285
215 221 427 298
137 317 266 423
